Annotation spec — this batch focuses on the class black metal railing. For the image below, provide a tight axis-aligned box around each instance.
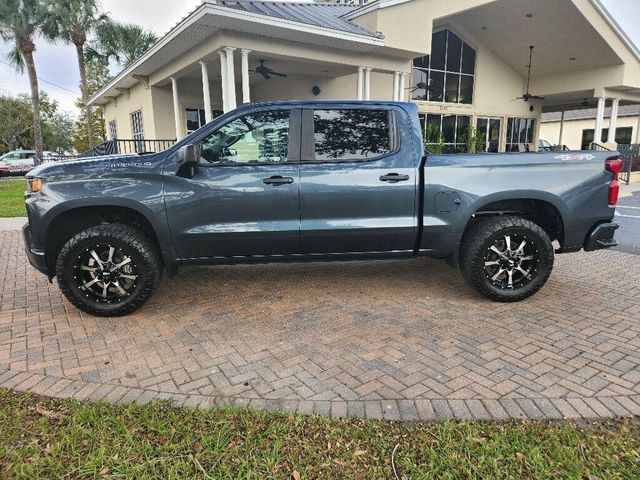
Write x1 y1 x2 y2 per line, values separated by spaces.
590 143 613 152
618 144 639 185
83 139 176 157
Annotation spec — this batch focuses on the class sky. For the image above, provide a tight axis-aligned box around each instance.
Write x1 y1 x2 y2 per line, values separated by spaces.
0 0 638 117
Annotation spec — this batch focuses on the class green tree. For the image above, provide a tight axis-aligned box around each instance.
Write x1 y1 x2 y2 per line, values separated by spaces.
73 56 109 152
41 0 107 149
0 91 75 154
0 93 33 152
88 19 157 68
0 0 46 157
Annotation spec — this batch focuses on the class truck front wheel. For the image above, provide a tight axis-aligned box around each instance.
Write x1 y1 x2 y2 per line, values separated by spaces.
460 216 554 302
56 224 162 317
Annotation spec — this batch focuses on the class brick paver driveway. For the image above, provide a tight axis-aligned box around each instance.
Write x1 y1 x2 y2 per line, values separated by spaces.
2 229 640 421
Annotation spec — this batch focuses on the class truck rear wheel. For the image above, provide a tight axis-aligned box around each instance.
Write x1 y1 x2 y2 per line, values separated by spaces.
56 224 162 317
460 216 554 302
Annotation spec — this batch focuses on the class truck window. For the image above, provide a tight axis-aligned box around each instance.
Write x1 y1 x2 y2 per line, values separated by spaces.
199 110 290 165
312 109 395 162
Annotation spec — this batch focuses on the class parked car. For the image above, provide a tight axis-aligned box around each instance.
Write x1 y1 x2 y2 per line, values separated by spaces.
23 101 621 316
0 150 36 176
538 139 554 151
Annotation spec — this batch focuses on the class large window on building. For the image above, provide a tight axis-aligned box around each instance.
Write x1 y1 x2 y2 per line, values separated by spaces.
108 120 117 140
412 30 476 104
581 127 633 150
186 108 224 135
420 113 472 153
505 118 536 152
130 110 144 141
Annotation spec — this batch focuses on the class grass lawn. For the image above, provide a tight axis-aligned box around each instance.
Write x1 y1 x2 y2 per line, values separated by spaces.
0 179 27 217
1 389 639 479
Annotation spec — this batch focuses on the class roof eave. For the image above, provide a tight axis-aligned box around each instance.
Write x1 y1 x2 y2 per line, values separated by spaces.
88 3 384 106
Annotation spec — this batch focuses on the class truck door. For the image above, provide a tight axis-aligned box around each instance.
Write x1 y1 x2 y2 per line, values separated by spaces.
163 107 302 259
298 106 418 254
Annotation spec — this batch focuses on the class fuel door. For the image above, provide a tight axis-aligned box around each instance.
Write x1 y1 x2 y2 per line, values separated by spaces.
435 191 461 213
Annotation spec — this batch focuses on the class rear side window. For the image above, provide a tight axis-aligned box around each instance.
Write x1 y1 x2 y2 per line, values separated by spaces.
313 109 396 161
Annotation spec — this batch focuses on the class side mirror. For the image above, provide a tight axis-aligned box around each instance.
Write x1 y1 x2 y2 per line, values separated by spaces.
176 144 198 178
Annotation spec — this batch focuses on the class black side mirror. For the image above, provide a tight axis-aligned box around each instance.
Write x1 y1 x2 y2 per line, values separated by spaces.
176 144 198 178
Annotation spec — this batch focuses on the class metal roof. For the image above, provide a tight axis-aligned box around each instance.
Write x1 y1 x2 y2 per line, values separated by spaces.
542 104 640 122
215 1 382 38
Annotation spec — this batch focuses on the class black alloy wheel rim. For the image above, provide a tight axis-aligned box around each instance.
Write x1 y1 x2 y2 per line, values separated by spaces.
74 244 139 303
483 233 539 290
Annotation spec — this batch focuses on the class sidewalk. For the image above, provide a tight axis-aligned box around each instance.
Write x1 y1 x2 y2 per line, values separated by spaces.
0 217 27 231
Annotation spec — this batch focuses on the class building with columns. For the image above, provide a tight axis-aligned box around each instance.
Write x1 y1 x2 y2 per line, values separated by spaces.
88 0 640 153
541 104 640 150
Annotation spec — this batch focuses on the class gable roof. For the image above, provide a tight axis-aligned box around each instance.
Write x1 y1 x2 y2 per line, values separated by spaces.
216 1 382 38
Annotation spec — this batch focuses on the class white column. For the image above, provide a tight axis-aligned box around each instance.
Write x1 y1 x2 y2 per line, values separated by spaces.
558 110 565 147
224 47 237 111
364 67 372 101
219 50 228 113
170 77 183 140
607 98 620 144
392 72 400 101
399 72 406 101
594 97 606 146
635 107 640 144
356 67 364 100
241 49 251 104
200 61 212 123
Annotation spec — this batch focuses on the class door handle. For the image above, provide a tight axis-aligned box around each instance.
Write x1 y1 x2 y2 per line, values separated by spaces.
263 175 294 185
380 173 410 183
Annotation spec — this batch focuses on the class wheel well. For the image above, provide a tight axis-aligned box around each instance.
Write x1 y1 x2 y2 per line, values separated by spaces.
45 206 162 273
465 199 565 246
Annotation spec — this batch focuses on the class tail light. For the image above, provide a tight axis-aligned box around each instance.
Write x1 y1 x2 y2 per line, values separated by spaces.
605 156 622 206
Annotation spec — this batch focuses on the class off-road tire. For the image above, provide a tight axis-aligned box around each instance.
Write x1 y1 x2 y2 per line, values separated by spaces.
460 216 554 302
56 224 162 317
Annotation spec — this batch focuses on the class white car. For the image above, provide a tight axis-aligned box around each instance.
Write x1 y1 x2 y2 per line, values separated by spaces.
0 150 36 176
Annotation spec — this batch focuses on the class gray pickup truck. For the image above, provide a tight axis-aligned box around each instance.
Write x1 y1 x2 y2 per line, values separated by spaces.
23 101 621 316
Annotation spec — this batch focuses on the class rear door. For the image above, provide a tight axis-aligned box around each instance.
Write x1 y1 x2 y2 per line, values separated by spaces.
298 105 418 254
163 107 302 259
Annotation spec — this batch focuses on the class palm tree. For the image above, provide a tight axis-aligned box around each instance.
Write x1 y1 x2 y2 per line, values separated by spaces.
41 0 107 148
0 0 45 158
88 20 157 68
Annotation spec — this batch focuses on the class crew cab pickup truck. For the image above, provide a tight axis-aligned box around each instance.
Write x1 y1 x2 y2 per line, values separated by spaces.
23 101 621 316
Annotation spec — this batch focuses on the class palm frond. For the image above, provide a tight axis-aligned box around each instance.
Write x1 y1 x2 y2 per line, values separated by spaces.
6 44 25 73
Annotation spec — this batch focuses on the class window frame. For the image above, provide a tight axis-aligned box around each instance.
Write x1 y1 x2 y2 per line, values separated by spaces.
300 106 401 164
505 117 536 152
130 110 144 141
411 29 477 106
193 107 300 168
420 113 473 153
108 120 117 140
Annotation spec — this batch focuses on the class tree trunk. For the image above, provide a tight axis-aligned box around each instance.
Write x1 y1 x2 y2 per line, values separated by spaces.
75 42 94 149
22 49 43 160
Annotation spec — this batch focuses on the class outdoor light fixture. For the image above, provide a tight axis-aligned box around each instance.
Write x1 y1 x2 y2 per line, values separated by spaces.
526 13 533 18
312 85 322 96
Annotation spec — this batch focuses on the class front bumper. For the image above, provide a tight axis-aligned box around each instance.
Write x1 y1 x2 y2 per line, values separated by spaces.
22 223 49 275
584 222 619 251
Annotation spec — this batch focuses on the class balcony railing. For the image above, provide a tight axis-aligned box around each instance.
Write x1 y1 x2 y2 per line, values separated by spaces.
83 139 176 157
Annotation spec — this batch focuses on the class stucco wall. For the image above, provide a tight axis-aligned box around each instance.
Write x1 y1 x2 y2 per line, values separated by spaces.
540 115 639 150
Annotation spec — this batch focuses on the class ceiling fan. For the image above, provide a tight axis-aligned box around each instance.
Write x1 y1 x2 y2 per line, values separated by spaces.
514 46 545 102
253 60 287 80
407 81 436 94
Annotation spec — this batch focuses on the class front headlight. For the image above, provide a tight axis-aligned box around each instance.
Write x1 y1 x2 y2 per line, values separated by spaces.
27 177 44 193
